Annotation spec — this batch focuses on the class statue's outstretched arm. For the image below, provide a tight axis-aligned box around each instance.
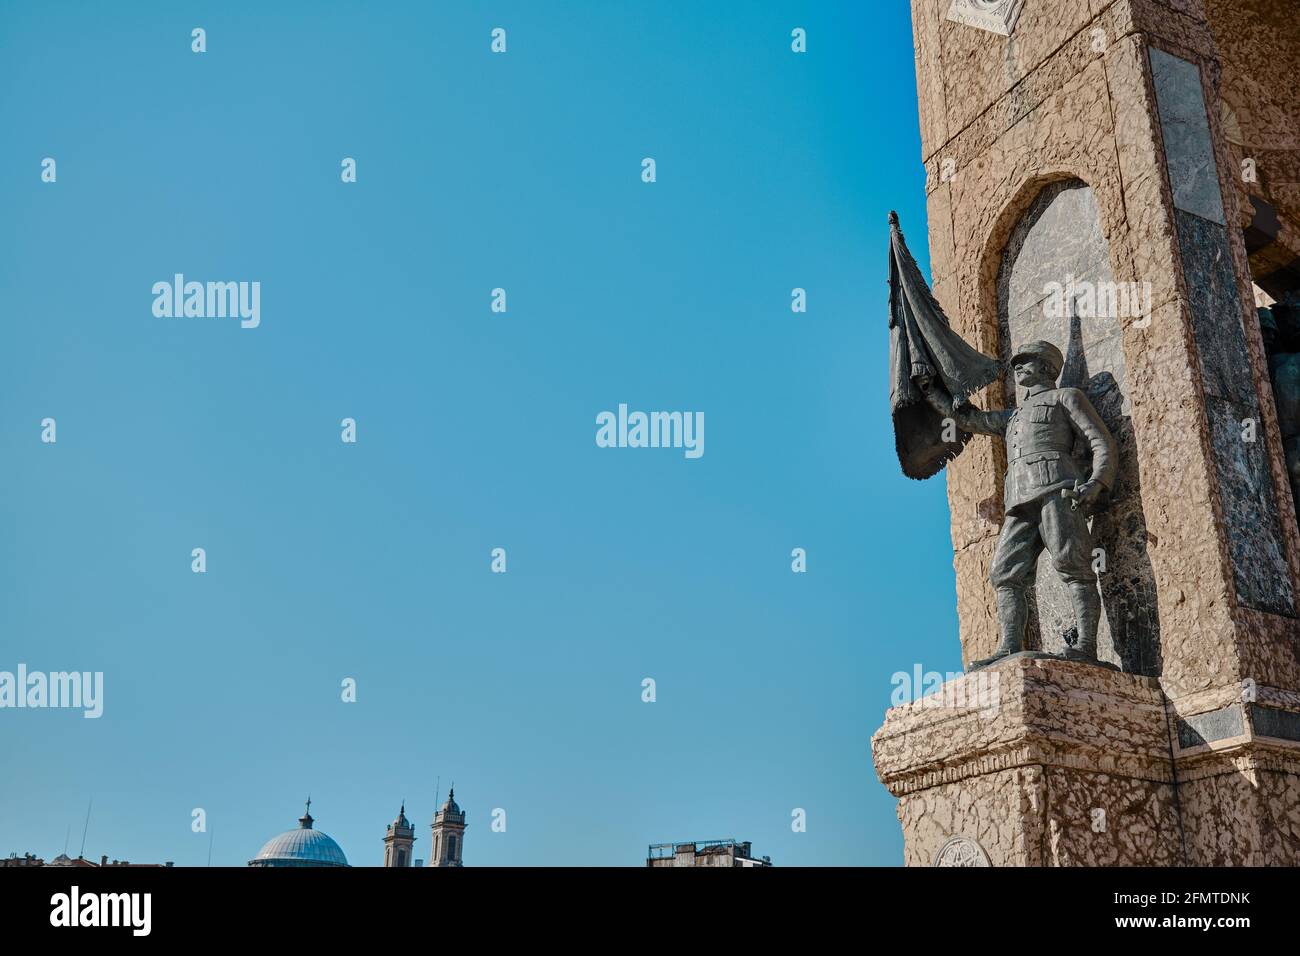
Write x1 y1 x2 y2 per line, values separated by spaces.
918 375 1011 437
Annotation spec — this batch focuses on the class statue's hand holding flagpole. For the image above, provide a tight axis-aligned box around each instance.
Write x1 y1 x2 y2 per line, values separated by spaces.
915 371 954 417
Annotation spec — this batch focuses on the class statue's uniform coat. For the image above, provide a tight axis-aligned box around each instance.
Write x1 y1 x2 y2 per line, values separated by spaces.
954 385 1117 595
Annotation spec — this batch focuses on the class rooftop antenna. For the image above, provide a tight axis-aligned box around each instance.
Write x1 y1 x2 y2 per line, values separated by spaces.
207 828 214 867
434 776 441 811
78 797 93 859
62 823 71 856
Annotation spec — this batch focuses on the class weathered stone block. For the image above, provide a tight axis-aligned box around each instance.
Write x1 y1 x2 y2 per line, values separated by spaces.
873 658 1183 865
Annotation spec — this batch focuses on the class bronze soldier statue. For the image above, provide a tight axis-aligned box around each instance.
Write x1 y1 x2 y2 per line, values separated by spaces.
918 341 1117 669
886 212 1119 670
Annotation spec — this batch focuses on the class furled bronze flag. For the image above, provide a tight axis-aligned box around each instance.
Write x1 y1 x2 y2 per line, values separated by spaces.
888 211 1000 479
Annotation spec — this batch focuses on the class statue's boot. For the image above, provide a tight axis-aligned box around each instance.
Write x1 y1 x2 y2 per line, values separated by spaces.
1063 581 1101 663
970 588 1027 670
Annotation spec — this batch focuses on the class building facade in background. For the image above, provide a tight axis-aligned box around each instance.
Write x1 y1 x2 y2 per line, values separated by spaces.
382 803 417 868
427 789 466 867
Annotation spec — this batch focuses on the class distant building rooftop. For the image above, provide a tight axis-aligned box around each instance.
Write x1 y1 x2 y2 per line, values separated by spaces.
3 852 172 868
646 839 772 867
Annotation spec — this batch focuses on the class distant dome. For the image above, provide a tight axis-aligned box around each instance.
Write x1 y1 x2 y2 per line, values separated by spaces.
249 801 349 868
441 789 460 815
388 803 412 833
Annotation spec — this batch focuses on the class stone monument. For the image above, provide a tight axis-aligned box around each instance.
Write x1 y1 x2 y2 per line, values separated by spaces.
872 0 1300 866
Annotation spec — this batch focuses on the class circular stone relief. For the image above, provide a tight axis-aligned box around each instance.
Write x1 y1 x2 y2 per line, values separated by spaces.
933 836 992 867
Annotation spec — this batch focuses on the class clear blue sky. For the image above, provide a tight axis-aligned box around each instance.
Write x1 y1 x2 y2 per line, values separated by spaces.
0 1 961 866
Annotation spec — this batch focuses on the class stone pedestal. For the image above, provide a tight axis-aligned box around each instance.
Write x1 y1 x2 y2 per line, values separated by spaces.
873 657 1182 866
872 655 1300 865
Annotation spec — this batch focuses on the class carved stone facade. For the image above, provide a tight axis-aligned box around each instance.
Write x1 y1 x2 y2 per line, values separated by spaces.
934 836 992 866
874 0 1300 866
945 0 1027 37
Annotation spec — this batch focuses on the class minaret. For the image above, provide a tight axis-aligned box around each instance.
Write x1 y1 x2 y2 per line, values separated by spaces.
382 802 415 867
427 787 466 867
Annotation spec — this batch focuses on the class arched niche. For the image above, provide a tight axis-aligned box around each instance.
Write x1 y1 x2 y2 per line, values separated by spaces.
996 178 1160 675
